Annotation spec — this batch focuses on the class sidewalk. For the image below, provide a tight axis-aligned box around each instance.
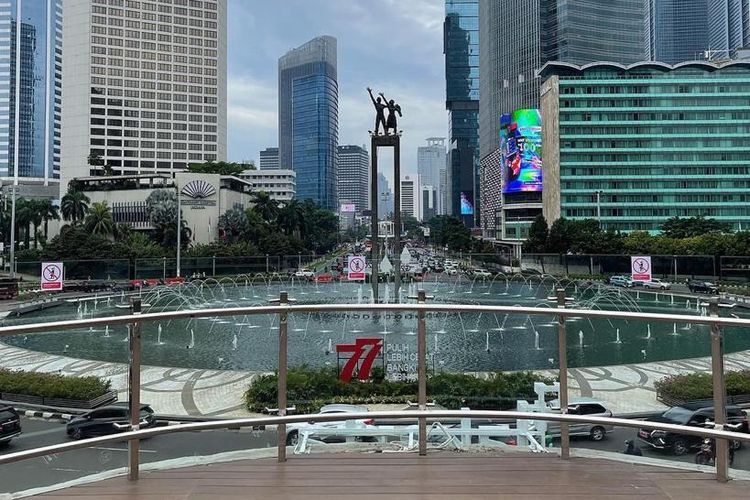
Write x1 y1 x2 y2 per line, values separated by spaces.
2 341 750 417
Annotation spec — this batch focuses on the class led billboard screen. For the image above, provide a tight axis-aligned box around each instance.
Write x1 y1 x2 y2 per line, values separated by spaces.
502 108 542 194
460 191 474 215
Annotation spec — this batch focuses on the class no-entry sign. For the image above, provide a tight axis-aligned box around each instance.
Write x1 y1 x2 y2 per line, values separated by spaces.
631 256 652 281
348 255 366 281
41 262 63 291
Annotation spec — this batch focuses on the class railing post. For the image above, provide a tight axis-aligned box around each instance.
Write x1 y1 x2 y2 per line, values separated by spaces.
709 298 729 482
128 298 142 481
277 291 289 462
556 288 570 459
417 290 427 456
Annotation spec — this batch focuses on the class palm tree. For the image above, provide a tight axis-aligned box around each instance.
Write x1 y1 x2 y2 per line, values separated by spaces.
84 201 115 237
251 191 279 224
278 199 304 238
61 190 90 223
15 198 35 250
38 199 60 241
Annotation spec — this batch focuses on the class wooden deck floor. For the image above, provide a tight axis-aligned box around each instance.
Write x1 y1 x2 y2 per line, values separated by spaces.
31 453 750 500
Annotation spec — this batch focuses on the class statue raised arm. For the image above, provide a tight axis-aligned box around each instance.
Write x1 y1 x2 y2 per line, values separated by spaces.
368 87 387 136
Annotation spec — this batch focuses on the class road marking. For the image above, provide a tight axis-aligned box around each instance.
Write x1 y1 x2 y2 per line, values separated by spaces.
93 446 157 454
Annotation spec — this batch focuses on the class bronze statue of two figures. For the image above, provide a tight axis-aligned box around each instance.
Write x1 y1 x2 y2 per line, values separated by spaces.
367 87 402 136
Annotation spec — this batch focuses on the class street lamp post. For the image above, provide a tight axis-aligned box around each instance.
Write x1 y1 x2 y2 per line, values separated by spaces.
9 184 16 278
596 190 603 223
176 187 181 278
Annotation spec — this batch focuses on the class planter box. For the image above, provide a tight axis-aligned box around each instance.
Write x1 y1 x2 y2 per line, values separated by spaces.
656 390 750 408
0 390 117 409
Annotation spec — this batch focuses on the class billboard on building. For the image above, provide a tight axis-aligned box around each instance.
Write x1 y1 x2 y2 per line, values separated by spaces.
501 108 543 194
340 203 356 213
460 191 474 215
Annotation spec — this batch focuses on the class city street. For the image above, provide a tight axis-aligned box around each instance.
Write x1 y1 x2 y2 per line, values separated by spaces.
0 416 277 495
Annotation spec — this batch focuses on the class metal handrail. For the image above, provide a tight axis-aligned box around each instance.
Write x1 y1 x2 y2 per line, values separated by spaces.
1 410 749 466
0 302 749 337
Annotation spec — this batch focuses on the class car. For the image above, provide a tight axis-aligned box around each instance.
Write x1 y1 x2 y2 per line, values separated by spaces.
688 280 718 294
0 406 22 446
472 269 492 279
638 404 749 455
545 398 613 441
446 268 458 276
631 280 646 287
644 278 671 290
609 276 633 288
294 269 315 279
286 404 373 445
66 403 156 440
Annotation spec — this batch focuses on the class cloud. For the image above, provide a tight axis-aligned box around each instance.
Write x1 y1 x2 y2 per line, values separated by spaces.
227 77 277 129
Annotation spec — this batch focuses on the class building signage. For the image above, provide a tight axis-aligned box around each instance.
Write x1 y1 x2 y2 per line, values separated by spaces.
180 179 217 210
631 256 652 281
385 342 417 381
348 255 366 280
41 262 63 291
335 338 417 382
501 108 543 194
340 203 356 213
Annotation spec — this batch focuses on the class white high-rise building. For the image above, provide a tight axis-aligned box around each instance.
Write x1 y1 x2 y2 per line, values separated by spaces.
61 0 227 191
417 137 445 213
400 175 417 220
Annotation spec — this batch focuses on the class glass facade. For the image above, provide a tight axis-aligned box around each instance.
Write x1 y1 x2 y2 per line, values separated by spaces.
650 0 709 64
708 0 750 58
445 0 479 226
278 36 338 211
542 62 750 233
0 0 61 180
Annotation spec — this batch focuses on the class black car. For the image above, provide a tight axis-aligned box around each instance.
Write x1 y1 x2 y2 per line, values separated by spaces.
688 280 718 294
66 403 156 440
0 406 22 446
638 404 748 455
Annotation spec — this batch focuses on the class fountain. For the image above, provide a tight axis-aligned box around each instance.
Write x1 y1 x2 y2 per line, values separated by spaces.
232 333 238 351
646 324 652 340
534 330 540 350
188 329 195 349
103 325 110 338
485 331 490 352
326 338 333 355
671 323 678 336
578 330 584 348
614 328 622 344
157 324 164 345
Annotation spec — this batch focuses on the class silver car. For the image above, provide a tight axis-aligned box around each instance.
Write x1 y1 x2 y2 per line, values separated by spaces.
545 398 614 441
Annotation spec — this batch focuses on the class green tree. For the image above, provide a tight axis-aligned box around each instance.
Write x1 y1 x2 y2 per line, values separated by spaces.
251 191 280 224
187 161 253 176
85 201 115 237
661 216 730 239
38 199 60 241
278 199 305 238
524 215 549 252
218 208 250 244
145 189 191 247
427 216 472 251
61 190 90 223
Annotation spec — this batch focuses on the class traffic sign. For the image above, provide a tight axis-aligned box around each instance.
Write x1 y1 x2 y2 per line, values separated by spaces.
348 255 366 281
631 256 651 281
41 262 63 291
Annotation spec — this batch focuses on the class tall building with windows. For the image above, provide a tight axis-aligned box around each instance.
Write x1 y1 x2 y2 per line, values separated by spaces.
337 144 369 213
541 61 750 233
0 0 62 195
708 0 750 59
445 0 479 226
377 172 393 217
278 35 338 211
417 138 445 213
649 0 710 64
61 0 227 191
259 147 279 170
400 175 417 220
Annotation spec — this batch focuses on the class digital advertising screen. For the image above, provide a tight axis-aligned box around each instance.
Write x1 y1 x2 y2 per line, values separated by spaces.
340 203 356 213
460 191 474 215
501 108 543 194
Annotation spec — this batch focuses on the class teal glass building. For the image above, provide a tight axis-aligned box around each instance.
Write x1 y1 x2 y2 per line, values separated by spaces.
540 61 750 233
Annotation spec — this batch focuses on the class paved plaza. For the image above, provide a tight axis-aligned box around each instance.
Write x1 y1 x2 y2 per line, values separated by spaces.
2 340 750 417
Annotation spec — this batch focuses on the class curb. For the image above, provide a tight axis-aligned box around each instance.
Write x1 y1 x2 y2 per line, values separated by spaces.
23 409 73 421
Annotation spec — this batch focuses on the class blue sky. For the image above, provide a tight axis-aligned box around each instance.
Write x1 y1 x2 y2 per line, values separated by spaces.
226 0 447 183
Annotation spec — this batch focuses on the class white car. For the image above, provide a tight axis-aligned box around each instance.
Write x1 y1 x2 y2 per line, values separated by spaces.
446 267 458 276
545 398 614 441
644 278 671 290
294 269 314 278
286 404 372 445
472 269 492 278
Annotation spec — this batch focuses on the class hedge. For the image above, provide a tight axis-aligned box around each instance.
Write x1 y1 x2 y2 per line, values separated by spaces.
654 370 750 403
245 366 555 414
0 369 112 401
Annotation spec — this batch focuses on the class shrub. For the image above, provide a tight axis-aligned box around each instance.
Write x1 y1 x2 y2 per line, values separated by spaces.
244 366 554 414
655 370 750 403
0 369 112 401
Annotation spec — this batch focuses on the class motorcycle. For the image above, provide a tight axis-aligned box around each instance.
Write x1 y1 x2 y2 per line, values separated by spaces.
694 437 735 466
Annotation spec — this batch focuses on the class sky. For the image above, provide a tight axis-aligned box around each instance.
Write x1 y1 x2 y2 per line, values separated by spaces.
226 0 447 185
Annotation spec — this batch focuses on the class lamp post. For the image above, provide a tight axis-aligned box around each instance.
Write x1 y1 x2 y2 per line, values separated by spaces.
176 186 181 278
595 190 603 223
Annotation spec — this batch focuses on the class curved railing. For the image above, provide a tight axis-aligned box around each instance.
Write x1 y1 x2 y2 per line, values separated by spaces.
0 291 747 486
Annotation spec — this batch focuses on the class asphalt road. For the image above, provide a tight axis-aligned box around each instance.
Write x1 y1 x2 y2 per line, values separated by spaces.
0 417 277 496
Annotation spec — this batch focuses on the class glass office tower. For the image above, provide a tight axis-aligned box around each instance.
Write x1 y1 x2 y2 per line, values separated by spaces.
0 0 61 183
650 0 709 64
278 36 338 211
445 0 479 227
541 0 649 65
541 61 750 233
708 0 750 58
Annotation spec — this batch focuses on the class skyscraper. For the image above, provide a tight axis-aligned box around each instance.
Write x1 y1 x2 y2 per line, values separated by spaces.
278 36 338 211
400 175 417 220
0 0 62 192
377 172 393 217
259 147 279 170
649 0 710 64
444 0 479 226
61 0 227 189
707 0 750 58
417 138 445 213
337 145 369 213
